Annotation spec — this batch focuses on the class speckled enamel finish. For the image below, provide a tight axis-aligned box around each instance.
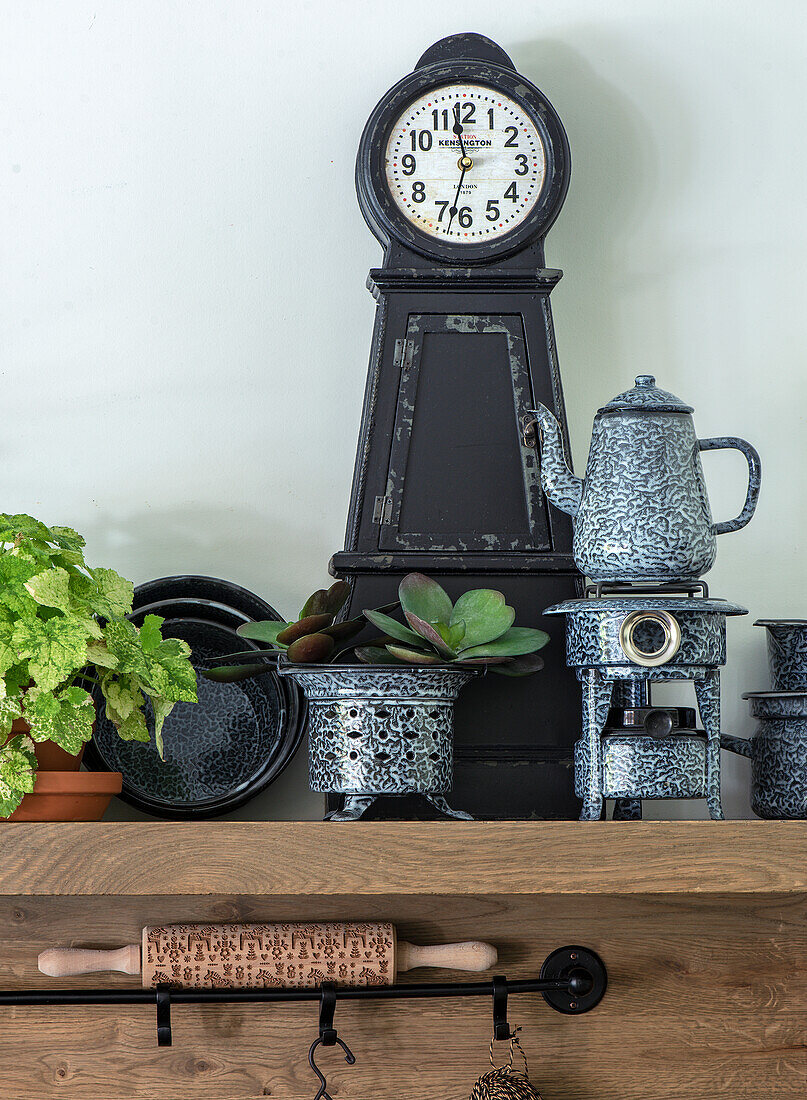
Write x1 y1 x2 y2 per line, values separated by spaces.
279 665 475 800
575 735 707 800
754 620 807 691
527 375 761 583
544 597 745 676
720 692 807 819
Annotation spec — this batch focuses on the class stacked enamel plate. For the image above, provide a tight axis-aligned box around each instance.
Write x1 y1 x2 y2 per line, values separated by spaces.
84 576 305 818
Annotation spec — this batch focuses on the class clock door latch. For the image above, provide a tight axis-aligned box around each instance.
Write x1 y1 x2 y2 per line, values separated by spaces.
373 495 393 525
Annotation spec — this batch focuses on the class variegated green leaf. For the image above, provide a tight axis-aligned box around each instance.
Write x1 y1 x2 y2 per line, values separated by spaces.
12 616 95 690
24 686 95 754
24 566 72 613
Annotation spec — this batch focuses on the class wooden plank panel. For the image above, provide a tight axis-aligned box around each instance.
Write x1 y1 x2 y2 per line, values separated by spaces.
1 821 807 896
0 892 805 1098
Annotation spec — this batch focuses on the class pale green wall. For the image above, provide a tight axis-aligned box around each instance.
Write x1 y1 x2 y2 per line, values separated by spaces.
3 1 802 819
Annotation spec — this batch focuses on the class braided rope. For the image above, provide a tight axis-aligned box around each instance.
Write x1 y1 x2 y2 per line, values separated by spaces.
469 1029 543 1100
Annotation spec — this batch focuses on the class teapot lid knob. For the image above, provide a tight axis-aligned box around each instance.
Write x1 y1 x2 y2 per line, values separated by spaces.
600 375 693 414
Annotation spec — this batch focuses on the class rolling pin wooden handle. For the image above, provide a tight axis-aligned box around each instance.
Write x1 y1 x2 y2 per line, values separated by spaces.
396 940 498 974
38 945 141 978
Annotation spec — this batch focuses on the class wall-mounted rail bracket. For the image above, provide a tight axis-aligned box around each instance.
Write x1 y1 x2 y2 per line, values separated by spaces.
540 946 608 1014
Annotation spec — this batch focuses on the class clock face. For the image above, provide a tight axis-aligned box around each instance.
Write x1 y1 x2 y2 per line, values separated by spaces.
384 83 547 244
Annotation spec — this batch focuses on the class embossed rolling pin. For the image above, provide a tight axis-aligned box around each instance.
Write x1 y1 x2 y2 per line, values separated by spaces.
38 922 497 989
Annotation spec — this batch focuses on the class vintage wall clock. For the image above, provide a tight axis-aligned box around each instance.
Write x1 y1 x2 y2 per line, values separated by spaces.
330 32 582 819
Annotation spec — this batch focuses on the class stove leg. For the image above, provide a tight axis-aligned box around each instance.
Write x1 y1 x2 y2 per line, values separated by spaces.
325 795 376 821
695 671 724 820
579 670 613 821
613 798 642 820
424 794 474 820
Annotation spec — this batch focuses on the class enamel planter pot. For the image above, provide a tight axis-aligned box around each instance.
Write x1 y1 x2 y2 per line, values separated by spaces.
722 692 807 819
279 664 476 820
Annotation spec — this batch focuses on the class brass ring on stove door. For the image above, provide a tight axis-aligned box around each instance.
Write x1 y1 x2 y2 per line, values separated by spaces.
618 610 682 667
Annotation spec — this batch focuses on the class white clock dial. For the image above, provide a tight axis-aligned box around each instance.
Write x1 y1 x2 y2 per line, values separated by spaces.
384 83 547 243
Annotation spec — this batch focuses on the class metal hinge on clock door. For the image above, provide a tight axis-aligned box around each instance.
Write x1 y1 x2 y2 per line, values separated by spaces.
373 495 393 524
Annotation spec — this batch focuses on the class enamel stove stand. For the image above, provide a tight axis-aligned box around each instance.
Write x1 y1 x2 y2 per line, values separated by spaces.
545 581 747 820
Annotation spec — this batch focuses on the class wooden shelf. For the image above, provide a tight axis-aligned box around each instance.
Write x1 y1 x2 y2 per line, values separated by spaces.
1 820 805 1099
1 819 805 897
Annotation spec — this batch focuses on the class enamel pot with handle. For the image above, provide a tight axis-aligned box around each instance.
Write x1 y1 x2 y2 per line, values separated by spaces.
721 693 807 819
524 375 761 583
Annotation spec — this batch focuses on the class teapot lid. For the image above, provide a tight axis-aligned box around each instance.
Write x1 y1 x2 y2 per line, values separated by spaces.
598 375 694 415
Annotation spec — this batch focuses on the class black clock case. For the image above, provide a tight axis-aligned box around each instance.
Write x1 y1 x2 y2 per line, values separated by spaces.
355 36 570 264
330 33 582 820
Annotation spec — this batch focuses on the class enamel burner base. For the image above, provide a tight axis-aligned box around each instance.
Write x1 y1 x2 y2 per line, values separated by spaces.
545 582 747 821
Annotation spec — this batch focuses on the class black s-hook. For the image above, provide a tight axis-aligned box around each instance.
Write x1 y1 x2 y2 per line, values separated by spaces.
308 983 356 1100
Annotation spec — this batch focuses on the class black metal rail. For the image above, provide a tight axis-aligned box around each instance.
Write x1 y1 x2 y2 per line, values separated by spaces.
2 946 607 1048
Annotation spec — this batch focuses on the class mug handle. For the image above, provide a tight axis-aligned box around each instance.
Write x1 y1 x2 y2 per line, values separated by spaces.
720 733 753 758
698 437 762 535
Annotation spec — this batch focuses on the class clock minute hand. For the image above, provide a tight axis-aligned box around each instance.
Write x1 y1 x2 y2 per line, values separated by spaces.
452 103 468 159
447 103 471 235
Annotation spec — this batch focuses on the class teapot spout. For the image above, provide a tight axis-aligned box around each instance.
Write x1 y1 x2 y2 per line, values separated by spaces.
525 404 583 518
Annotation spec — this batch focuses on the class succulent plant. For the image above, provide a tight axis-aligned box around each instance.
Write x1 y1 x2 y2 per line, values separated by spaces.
205 581 395 681
356 573 548 676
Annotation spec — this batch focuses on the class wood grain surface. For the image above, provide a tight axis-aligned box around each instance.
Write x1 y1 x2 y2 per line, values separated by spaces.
0 823 805 1097
0 820 806 896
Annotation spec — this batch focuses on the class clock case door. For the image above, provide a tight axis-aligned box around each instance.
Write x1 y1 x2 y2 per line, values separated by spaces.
329 33 583 820
378 312 549 554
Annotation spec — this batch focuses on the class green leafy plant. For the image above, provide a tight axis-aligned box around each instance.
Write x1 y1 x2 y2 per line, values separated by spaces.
206 581 376 680
0 513 198 817
357 573 548 676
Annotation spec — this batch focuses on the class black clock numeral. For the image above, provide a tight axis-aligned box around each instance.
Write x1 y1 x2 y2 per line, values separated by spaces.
412 182 426 203
485 199 500 221
410 129 432 151
514 154 529 176
504 126 519 148
431 108 450 130
460 102 476 125
487 107 495 129
401 154 416 175
504 182 519 203
458 206 473 228
434 200 449 222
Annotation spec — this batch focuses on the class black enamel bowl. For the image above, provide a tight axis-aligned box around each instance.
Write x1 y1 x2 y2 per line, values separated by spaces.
84 576 305 819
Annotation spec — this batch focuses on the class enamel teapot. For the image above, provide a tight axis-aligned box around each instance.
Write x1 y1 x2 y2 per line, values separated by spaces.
525 375 761 583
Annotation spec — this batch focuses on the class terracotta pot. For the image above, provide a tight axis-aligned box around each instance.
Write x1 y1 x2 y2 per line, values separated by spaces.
6 771 122 822
2 714 118 822
9 716 85 771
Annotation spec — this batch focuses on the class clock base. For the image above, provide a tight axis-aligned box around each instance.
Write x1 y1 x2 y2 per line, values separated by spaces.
326 569 582 821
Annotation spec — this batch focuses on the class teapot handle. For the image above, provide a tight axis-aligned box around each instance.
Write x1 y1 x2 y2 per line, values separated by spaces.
698 437 762 535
